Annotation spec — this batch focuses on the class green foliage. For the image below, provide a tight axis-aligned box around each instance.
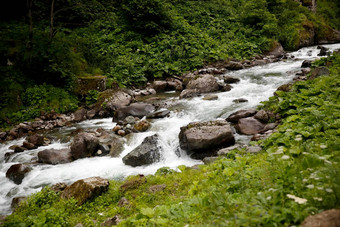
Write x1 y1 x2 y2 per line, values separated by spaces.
85 89 100 106
0 84 78 127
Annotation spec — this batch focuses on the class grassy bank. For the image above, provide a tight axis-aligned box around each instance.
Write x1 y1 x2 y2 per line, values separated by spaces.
3 53 340 226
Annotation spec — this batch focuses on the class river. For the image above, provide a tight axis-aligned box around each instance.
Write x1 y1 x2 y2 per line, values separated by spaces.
0 43 339 215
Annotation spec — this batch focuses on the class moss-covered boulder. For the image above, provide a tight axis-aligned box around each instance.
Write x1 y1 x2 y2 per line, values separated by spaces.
74 76 106 95
61 177 109 205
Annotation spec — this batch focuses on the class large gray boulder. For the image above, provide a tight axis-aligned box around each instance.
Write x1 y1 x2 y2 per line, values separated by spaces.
70 133 99 160
122 135 161 167
226 109 257 123
236 117 265 135
186 74 219 93
6 164 32 184
38 148 73 165
113 103 155 122
61 177 109 205
179 120 235 153
98 89 133 113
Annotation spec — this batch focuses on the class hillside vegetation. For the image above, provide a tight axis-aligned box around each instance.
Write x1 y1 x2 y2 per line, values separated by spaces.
0 0 339 128
3 53 340 226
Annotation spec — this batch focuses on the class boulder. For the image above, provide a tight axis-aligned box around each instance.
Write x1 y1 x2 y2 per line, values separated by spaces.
97 89 133 113
233 98 248 103
149 184 166 193
11 197 26 210
224 76 240 84
26 134 44 146
61 177 109 205
134 120 151 132
220 84 233 92
120 175 147 192
101 215 122 226
179 89 200 99
70 133 99 160
301 60 312 68
98 134 125 158
186 74 219 93
276 83 292 93
225 61 243 70
226 109 257 123
152 81 168 92
301 209 340 227
6 164 31 184
4 152 15 162
203 95 218 101
38 148 73 165
246 145 262 154
254 110 269 123
74 108 87 122
167 78 183 91
146 109 170 119
236 117 265 135
179 120 235 153
317 45 329 56
23 141 36 150
14 146 27 153
0 131 7 140
113 103 155 122
266 42 285 58
308 67 330 80
86 109 96 119
122 135 161 167
259 123 277 133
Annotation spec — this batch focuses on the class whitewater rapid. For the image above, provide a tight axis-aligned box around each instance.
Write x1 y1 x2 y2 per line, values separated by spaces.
0 43 339 215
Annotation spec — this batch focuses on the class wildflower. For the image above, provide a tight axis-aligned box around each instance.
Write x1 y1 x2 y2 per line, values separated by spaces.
325 188 333 193
266 196 272 200
287 194 307 204
320 144 327 149
282 155 290 160
313 197 322 201
306 184 314 189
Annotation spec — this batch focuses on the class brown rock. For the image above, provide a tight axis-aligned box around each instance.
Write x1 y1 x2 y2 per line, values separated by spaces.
118 197 130 207
224 76 240 84
61 177 109 205
27 134 44 146
112 125 121 132
38 148 73 165
51 183 68 192
23 141 36 150
14 146 27 153
6 164 31 184
236 117 265 135
74 108 87 122
117 130 126 136
301 209 340 227
11 197 26 210
87 109 96 119
152 81 168 92
113 103 155 122
134 120 151 132
225 61 243 70
70 133 99 160
120 175 146 192
233 98 248 103
101 215 121 226
254 110 269 123
179 89 200 99
203 95 218 101
179 120 235 153
226 109 257 123
149 184 166 193
309 67 330 80
186 74 219 93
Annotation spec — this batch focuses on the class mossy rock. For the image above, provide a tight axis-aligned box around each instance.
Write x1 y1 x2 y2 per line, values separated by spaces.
74 76 107 95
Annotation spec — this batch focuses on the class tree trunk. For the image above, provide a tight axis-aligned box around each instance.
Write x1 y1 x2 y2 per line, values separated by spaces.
27 0 33 50
311 0 317 12
50 0 55 40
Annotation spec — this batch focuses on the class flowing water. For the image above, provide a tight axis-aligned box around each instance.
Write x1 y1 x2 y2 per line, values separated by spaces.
0 43 339 215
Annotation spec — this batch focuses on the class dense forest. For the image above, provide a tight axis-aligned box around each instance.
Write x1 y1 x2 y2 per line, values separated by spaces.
0 0 339 128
